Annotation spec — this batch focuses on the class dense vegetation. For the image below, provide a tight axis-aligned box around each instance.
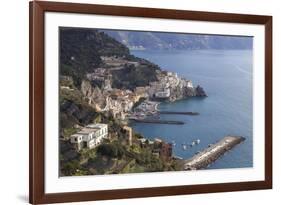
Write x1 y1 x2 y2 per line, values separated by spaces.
97 142 126 159
60 27 130 87
111 64 158 90
60 27 160 89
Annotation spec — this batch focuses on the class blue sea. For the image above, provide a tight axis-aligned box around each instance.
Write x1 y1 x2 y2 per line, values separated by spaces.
131 49 253 169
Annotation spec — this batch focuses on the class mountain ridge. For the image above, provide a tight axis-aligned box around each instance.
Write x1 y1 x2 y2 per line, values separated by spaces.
102 30 253 50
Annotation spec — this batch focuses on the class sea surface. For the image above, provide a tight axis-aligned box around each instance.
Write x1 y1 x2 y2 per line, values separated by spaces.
131 49 253 169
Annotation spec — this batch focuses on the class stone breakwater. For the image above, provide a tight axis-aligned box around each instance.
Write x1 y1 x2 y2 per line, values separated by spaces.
131 119 185 125
159 111 199 115
183 136 245 170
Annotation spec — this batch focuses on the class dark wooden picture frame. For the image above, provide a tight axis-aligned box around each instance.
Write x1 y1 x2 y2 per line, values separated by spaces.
29 1 272 204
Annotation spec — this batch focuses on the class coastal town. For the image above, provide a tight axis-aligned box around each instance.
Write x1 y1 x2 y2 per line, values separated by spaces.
76 55 206 122
59 28 246 176
60 54 245 176
60 54 210 175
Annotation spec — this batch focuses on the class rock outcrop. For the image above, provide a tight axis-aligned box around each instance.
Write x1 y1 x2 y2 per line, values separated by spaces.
81 80 107 110
195 85 207 97
168 82 207 102
60 99 98 126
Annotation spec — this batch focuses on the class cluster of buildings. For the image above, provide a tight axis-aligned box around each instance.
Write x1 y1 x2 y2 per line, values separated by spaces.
85 64 149 120
86 69 194 120
104 89 140 119
84 57 194 120
85 68 144 119
101 56 140 68
147 71 193 100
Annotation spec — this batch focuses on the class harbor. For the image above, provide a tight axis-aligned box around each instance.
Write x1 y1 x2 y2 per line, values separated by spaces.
183 136 246 170
129 100 199 125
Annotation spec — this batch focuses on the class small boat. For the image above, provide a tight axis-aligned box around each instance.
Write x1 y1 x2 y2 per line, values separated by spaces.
171 141 176 146
173 156 183 160
191 141 196 146
182 144 188 150
195 139 200 144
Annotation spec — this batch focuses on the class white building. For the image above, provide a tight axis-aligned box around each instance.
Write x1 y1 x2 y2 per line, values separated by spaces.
70 124 108 150
155 88 171 98
186 80 193 88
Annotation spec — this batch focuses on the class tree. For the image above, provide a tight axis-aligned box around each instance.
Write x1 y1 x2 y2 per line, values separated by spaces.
96 143 125 159
61 160 81 176
97 144 117 158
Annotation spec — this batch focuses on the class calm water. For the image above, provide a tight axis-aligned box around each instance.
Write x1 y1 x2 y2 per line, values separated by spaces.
131 49 253 169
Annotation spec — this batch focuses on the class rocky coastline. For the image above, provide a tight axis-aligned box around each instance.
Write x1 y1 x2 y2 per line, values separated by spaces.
167 83 207 102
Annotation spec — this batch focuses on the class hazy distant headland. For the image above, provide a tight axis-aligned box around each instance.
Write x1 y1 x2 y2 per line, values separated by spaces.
103 30 253 50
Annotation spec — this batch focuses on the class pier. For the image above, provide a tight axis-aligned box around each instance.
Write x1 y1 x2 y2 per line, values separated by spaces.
159 111 199 115
183 136 245 170
131 119 185 125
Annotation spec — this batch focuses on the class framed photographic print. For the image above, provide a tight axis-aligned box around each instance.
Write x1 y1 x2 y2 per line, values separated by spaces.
29 1 272 204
